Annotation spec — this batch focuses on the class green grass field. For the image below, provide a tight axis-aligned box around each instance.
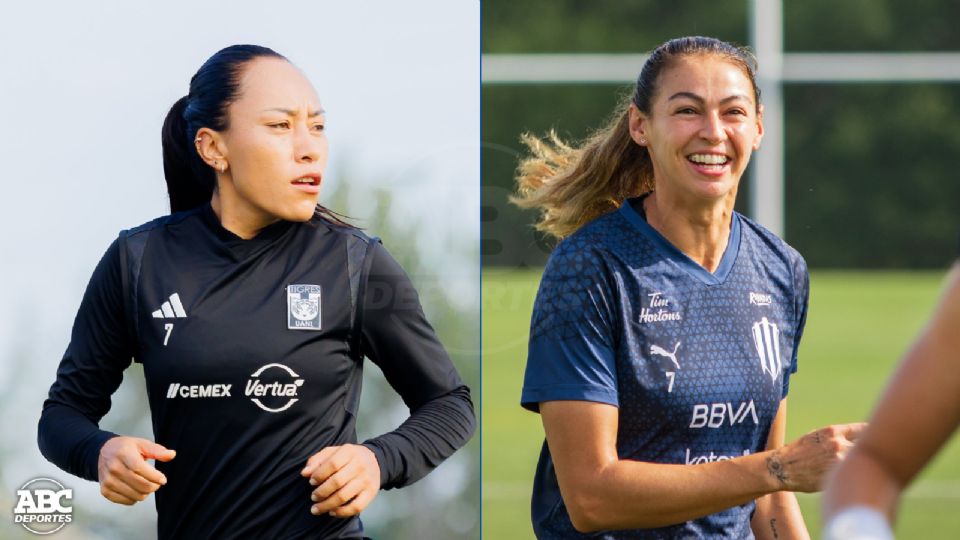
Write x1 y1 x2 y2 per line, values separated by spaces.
482 269 960 539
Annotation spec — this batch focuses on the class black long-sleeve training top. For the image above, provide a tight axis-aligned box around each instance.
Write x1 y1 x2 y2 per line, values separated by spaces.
38 204 475 539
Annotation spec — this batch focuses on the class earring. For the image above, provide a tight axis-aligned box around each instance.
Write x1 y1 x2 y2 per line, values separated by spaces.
219 162 227 173
639 138 647 144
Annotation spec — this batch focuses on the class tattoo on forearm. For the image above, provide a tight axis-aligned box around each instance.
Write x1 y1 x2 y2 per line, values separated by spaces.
770 518 780 538
766 452 788 486
814 432 822 444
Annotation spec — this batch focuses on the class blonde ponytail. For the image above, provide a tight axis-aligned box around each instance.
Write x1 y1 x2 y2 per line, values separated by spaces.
511 95 653 240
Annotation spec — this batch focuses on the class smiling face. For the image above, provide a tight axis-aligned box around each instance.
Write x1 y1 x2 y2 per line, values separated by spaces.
629 54 763 205
203 57 328 229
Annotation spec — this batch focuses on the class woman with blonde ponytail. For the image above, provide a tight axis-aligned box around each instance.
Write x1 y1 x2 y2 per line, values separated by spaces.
518 36 862 539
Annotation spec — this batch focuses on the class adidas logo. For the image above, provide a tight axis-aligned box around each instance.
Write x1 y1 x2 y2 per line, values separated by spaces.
152 293 188 319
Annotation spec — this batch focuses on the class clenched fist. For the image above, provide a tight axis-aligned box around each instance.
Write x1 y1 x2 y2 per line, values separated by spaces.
98 436 176 505
766 423 867 492
301 444 381 518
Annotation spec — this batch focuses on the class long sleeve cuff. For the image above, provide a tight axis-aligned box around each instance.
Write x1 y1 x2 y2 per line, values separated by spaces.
38 403 118 482
362 385 475 490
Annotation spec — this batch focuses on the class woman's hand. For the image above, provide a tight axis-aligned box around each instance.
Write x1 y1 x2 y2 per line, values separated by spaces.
97 436 176 505
765 423 867 493
301 444 381 518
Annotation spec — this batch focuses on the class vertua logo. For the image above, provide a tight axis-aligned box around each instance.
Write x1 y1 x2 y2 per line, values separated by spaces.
246 363 305 412
13 478 73 534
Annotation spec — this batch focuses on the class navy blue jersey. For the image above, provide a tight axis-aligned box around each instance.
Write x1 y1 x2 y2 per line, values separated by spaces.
521 197 809 539
39 205 475 539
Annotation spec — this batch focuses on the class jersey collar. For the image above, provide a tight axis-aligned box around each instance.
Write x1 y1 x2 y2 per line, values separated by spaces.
199 203 295 260
618 195 741 286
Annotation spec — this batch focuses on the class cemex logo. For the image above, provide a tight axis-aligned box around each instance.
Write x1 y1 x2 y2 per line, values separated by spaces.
12 478 72 534
166 383 232 399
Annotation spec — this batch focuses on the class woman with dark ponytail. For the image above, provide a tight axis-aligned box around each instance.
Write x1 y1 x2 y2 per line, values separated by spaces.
38 44 475 539
517 36 863 538
161 94 215 212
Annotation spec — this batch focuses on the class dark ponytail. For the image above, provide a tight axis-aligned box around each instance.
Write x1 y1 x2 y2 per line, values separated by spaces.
161 44 285 213
162 96 213 212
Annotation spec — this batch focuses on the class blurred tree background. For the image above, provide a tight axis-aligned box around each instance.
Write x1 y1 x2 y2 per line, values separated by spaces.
482 0 960 269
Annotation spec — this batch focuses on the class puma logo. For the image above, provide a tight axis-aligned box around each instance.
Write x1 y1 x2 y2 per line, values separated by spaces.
650 341 681 370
